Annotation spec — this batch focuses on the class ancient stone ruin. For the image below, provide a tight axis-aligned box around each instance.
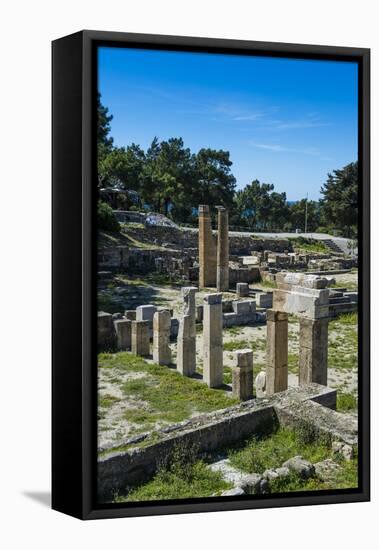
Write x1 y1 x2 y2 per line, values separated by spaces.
264 273 330 396
97 202 359 501
177 287 197 376
216 206 229 292
198 204 217 288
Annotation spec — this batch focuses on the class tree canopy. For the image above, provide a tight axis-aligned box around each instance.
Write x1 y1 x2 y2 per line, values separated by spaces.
97 95 358 237
320 162 358 238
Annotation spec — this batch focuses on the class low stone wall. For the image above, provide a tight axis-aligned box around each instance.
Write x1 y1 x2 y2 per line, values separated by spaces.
275 399 357 447
98 246 194 273
97 384 341 502
229 266 260 285
113 210 147 224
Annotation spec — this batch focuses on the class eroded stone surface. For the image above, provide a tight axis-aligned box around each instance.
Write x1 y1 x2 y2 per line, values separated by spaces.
282 456 315 479
232 349 254 401
314 459 342 481
203 293 223 387
153 310 171 365
255 371 267 398
221 487 246 496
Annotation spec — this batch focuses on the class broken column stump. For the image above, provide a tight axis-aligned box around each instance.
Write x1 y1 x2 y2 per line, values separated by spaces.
203 293 223 388
236 282 249 298
131 320 150 357
153 310 171 366
266 309 288 395
97 312 116 350
232 349 254 401
114 318 131 350
177 287 197 376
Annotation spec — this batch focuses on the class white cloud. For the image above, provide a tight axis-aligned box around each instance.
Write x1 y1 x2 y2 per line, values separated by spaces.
250 142 322 156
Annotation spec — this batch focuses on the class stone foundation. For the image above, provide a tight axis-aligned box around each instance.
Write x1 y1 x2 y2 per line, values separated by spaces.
97 384 341 501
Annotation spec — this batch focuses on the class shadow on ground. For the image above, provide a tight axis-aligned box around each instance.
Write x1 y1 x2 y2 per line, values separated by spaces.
22 491 51 508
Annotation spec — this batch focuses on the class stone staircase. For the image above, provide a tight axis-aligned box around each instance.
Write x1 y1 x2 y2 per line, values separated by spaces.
323 238 345 255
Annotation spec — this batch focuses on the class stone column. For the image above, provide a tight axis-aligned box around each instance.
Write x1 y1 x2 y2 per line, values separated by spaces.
97 312 115 350
203 293 223 388
131 320 150 356
198 205 216 288
153 310 171 365
136 305 157 323
124 310 136 321
114 318 131 350
299 317 328 385
236 282 249 298
177 287 197 376
177 315 195 376
232 349 254 401
216 206 229 292
266 309 288 395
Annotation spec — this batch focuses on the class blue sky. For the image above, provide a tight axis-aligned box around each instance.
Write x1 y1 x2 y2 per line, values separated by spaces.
98 47 358 201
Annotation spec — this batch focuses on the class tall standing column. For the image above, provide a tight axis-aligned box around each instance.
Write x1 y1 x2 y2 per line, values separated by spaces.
216 206 229 292
153 310 171 365
198 205 216 288
266 309 288 395
299 317 328 385
203 293 223 387
177 287 197 376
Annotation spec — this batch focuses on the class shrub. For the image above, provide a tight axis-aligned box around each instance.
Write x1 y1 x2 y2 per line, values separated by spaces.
97 200 120 233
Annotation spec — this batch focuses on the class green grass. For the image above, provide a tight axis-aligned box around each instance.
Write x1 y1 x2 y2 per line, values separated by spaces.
332 280 358 291
289 236 329 254
115 443 232 502
288 352 299 374
337 392 357 412
270 458 358 493
99 394 121 408
116 272 183 288
228 427 330 474
99 352 238 432
224 326 244 336
223 366 232 385
223 338 266 353
261 279 278 289
223 339 250 352
97 294 123 315
328 313 358 371
112 427 358 501
331 312 357 326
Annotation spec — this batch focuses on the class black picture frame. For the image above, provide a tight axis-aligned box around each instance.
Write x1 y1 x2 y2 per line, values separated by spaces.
52 29 370 520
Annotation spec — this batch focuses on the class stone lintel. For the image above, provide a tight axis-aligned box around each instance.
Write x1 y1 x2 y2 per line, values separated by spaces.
272 288 329 319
